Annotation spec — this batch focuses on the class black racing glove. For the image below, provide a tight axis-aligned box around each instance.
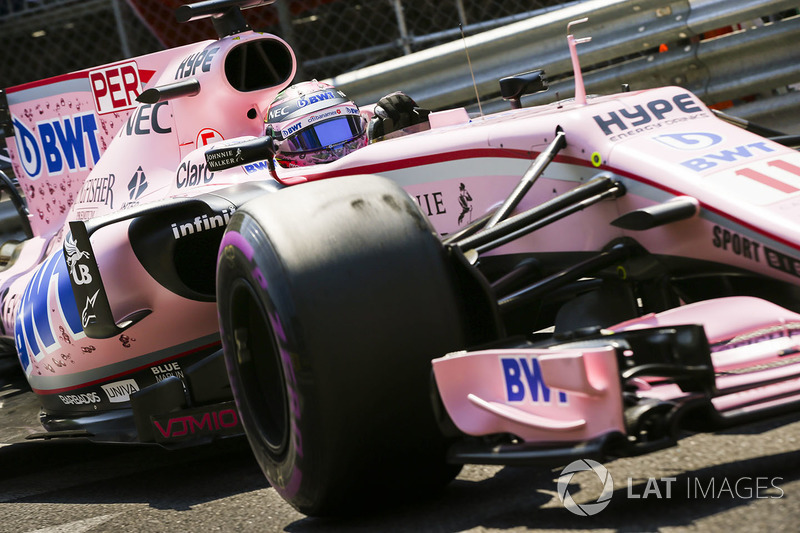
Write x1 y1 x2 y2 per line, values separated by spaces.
368 92 430 140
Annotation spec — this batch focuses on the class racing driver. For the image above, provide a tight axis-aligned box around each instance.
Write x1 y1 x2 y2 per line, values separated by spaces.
265 79 429 168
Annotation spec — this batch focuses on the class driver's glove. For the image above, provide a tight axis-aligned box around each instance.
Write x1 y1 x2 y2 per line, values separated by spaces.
368 92 430 140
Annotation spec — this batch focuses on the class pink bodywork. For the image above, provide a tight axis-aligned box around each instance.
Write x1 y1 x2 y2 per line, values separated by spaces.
434 296 800 442
3 21 800 444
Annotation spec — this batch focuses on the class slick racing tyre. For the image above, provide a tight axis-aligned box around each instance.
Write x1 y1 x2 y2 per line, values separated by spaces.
216 174 469 516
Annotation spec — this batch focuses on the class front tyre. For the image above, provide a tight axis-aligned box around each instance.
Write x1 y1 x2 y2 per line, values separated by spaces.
216 175 469 515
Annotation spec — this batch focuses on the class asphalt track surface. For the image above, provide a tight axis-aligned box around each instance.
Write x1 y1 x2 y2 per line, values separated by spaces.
2 367 800 532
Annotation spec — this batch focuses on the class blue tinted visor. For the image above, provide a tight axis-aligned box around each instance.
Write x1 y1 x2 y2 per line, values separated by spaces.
283 116 363 152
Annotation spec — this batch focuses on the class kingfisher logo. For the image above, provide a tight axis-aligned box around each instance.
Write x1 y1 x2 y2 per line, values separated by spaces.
653 132 723 151
15 250 84 373
11 113 101 180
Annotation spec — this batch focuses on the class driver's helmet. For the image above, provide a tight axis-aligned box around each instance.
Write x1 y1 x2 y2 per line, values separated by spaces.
265 80 367 168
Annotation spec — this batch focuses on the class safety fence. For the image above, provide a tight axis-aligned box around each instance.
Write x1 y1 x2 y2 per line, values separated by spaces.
332 0 800 133
0 0 798 132
0 0 569 89
328 0 800 134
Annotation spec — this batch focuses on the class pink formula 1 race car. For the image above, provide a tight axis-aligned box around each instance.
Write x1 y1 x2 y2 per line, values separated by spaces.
2 0 800 517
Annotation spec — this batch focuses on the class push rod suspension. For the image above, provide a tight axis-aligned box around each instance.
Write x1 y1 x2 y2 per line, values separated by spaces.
484 128 567 229
455 174 622 254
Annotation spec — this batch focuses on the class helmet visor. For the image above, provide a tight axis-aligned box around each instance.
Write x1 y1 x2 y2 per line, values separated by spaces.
282 115 363 152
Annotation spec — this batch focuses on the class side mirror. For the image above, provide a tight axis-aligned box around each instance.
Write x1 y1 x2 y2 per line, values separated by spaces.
499 69 548 109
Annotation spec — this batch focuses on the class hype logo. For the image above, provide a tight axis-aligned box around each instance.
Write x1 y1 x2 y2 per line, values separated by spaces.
652 132 723 151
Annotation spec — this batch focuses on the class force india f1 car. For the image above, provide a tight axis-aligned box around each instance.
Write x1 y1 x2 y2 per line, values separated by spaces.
3 0 800 516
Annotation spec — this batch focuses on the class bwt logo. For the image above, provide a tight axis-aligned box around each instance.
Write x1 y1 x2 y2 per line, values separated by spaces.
653 132 723 151
297 91 337 108
281 122 302 138
681 142 776 172
89 61 141 115
12 113 101 181
501 356 568 404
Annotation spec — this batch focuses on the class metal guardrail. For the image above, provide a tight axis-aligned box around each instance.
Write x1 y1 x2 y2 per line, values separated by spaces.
328 0 800 133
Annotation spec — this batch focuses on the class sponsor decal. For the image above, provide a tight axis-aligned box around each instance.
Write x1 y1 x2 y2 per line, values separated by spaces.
152 403 240 441
196 128 223 147
59 392 101 405
415 191 446 217
75 208 97 221
64 234 93 286
101 379 140 403
457 182 473 225
501 356 568 404
712 226 762 262
170 208 235 240
281 121 302 138
119 102 171 137
152 361 184 382
127 166 148 200
681 142 775 172
593 93 705 140
653 132 723 151
299 91 337 107
268 90 348 121
763 246 800 280
15 251 83 372
11 113 101 180
89 61 141 115
174 47 219 80
711 225 800 280
243 160 271 174
76 173 115 207
205 148 242 172
81 289 99 329
305 107 342 125
176 160 214 188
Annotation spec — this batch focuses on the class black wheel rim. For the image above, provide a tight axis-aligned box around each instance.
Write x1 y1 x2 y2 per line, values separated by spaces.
230 279 290 459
